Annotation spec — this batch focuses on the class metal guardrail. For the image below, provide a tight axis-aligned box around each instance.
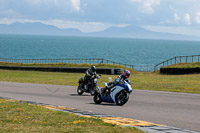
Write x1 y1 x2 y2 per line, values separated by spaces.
154 55 200 71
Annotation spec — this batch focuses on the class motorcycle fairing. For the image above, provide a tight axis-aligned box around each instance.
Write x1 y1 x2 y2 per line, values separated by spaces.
110 85 125 103
101 95 115 103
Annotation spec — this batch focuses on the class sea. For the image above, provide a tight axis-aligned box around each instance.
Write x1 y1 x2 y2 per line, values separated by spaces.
0 34 200 71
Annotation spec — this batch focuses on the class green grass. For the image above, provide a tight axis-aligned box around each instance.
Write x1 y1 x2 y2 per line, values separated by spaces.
0 69 200 94
133 72 200 93
162 62 200 68
0 99 143 133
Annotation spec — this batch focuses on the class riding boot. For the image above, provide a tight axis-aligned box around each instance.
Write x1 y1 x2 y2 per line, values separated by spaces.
101 88 106 96
84 84 88 90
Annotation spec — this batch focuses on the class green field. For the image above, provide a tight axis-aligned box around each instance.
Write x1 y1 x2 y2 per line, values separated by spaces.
0 99 143 133
0 62 200 94
0 69 200 94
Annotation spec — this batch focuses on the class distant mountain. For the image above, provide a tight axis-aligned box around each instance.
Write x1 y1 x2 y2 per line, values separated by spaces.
86 25 200 41
0 22 200 41
0 22 83 36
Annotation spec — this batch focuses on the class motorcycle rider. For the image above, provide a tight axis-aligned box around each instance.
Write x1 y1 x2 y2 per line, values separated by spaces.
84 66 97 90
102 70 131 96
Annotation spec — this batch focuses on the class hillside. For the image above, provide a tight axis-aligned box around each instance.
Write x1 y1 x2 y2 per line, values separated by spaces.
0 22 200 41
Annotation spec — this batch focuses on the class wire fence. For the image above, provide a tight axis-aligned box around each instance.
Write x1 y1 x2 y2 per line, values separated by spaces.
0 58 155 72
154 55 200 71
0 58 134 69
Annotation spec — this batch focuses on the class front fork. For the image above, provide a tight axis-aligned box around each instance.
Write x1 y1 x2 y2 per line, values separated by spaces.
95 86 101 94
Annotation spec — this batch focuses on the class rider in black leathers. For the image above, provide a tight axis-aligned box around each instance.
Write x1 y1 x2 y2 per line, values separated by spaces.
84 66 97 89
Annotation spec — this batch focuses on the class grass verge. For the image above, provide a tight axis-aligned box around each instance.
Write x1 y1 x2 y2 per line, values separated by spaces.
0 98 143 133
161 62 200 68
0 70 200 94
0 62 136 73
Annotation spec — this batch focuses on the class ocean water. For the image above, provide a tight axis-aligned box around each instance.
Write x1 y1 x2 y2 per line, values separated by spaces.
0 34 200 69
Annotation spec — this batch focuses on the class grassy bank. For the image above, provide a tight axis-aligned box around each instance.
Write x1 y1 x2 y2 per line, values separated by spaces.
0 62 136 77
0 62 122 68
0 62 136 73
162 62 200 68
0 99 142 133
0 69 200 93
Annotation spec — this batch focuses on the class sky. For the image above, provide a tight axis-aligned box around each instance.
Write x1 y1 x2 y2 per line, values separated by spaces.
0 0 200 36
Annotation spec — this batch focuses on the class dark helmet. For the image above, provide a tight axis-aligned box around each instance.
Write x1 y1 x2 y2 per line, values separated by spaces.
91 66 96 72
123 70 130 78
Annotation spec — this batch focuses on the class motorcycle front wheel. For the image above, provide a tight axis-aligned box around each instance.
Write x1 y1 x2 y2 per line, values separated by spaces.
115 90 129 106
77 86 84 95
90 87 96 96
93 94 102 104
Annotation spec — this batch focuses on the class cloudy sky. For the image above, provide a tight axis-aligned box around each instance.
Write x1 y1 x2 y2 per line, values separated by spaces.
0 0 200 36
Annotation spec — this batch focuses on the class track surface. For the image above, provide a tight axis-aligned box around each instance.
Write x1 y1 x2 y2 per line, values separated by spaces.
0 81 199 132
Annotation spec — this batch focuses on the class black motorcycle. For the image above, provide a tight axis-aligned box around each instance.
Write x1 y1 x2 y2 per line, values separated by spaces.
77 74 101 96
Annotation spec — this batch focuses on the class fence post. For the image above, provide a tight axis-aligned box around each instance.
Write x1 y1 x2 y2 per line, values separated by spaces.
186 56 187 63
175 57 177 64
192 56 193 63
154 66 156 71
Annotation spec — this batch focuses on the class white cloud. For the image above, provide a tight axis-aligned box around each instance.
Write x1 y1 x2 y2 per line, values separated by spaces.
184 13 191 25
70 0 80 11
161 12 193 25
144 0 160 13
174 13 180 22
0 9 22 18
130 0 160 14
130 0 142 2
17 0 80 12
30 0 59 5
195 12 200 24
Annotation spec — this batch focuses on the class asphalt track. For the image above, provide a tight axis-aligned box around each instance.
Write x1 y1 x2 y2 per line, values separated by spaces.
0 81 200 132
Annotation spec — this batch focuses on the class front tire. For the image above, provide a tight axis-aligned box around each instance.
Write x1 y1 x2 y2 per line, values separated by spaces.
90 87 96 96
93 94 102 104
77 86 84 95
115 90 129 106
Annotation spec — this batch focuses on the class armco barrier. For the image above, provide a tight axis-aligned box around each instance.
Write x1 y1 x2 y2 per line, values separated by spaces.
0 66 122 75
160 68 200 74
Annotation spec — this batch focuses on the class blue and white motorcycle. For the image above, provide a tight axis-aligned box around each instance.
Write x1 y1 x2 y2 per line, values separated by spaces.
93 80 132 106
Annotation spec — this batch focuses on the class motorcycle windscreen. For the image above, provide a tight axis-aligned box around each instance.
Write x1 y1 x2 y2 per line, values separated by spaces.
101 96 115 103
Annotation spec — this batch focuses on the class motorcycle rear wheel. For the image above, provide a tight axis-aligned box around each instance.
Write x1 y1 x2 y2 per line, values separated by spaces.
93 94 102 104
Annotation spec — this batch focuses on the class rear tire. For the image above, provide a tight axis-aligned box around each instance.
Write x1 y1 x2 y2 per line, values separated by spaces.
93 94 102 104
115 90 129 106
77 86 84 95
